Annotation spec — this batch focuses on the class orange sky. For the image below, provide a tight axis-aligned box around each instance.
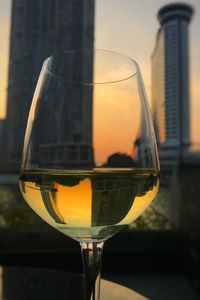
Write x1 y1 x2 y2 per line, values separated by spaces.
93 82 140 164
0 15 10 118
95 0 200 147
0 0 199 147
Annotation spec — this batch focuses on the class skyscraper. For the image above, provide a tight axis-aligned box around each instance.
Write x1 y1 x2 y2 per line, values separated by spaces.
152 3 193 164
4 0 95 172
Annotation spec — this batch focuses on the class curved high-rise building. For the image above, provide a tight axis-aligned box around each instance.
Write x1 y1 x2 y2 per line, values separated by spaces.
152 3 193 164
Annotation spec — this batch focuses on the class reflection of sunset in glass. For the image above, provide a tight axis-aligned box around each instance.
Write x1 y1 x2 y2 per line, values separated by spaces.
20 178 92 228
20 169 159 240
55 179 92 227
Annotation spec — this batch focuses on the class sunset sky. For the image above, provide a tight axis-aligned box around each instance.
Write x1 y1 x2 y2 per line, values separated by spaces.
0 0 199 146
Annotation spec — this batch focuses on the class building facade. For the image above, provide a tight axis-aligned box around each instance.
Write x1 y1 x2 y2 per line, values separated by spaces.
152 3 193 164
4 0 95 172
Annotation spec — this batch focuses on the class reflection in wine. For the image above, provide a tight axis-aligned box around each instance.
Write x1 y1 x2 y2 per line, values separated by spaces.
20 169 159 241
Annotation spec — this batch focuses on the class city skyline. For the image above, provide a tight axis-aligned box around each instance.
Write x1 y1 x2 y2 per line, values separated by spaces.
1 0 95 172
152 3 193 164
0 0 200 148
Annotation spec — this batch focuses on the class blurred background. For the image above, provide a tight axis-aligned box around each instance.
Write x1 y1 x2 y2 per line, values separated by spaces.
0 0 199 299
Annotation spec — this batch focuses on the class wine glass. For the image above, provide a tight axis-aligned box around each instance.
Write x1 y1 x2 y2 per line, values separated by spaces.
19 49 159 300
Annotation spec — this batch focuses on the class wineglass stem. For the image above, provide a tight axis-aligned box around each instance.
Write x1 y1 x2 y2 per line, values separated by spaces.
80 241 104 300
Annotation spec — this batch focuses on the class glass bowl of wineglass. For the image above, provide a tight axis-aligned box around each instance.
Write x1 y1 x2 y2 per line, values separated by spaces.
19 49 159 300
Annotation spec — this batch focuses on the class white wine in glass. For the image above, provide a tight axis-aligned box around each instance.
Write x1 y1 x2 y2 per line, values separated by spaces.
19 49 159 300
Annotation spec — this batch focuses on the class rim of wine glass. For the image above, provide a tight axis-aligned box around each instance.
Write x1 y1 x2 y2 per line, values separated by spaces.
43 49 139 85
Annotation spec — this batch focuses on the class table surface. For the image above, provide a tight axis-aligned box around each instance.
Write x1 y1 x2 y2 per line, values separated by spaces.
106 273 200 300
0 266 199 300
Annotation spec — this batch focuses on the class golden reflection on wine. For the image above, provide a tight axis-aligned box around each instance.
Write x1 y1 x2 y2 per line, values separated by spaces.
55 179 92 227
19 168 159 240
